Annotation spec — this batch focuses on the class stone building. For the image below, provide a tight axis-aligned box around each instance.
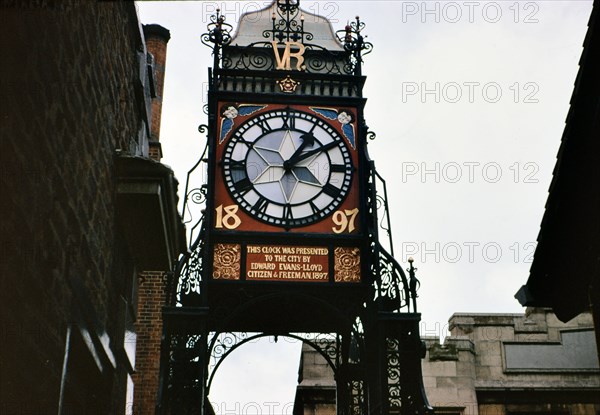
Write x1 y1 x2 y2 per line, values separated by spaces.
0 3 184 414
294 308 600 414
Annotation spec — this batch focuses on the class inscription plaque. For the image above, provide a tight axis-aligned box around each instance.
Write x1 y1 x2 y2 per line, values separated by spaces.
246 245 329 282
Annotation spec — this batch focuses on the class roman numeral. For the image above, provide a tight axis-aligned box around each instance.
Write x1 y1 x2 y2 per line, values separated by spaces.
227 159 245 171
323 183 341 198
239 138 254 148
283 204 293 220
282 114 296 129
233 177 253 194
330 164 346 173
253 197 269 213
282 108 296 129
257 118 272 134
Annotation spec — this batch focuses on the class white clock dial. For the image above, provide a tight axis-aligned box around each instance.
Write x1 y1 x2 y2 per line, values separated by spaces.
222 108 354 228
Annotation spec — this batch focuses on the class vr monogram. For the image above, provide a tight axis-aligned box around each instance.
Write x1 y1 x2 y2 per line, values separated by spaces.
271 41 306 71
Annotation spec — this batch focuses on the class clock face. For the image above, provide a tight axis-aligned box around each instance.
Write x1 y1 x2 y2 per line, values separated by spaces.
221 107 354 228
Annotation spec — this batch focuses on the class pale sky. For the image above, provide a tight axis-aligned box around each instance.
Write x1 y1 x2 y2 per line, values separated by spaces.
136 1 593 413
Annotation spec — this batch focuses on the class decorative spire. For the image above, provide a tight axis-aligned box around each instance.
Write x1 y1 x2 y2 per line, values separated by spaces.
335 15 373 76
407 257 421 313
201 8 234 86
201 8 232 48
264 0 313 43
277 0 300 13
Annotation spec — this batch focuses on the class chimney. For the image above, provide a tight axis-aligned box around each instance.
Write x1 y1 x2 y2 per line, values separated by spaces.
143 24 171 161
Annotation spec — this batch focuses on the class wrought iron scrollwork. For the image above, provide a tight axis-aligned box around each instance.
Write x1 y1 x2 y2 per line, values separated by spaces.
368 160 422 313
264 0 313 43
335 15 374 76
162 333 205 414
222 43 277 72
173 223 205 307
206 332 250 391
182 125 209 237
200 8 232 50
204 331 366 398
169 124 210 307
294 332 341 367
376 247 411 312
200 2 372 76
221 43 349 75
386 337 402 410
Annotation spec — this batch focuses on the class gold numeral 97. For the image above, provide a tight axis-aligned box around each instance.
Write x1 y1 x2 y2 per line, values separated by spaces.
332 208 359 234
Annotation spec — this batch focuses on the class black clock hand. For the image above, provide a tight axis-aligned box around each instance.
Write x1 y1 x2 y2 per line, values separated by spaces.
286 140 339 167
283 132 315 169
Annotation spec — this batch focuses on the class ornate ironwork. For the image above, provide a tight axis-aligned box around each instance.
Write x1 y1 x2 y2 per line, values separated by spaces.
181 125 209 242
387 337 402 411
204 331 362 396
173 229 204 306
168 124 211 306
349 379 365 415
201 8 233 89
161 333 206 414
264 0 313 43
201 8 232 47
376 247 411 312
221 43 351 75
206 331 250 392
200 5 372 77
335 15 374 76
368 160 421 313
407 258 421 313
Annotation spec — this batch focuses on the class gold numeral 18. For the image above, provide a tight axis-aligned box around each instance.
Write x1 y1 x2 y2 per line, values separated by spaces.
215 204 242 230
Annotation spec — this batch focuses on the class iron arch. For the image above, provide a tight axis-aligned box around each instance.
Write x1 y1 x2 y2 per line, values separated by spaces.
206 332 340 395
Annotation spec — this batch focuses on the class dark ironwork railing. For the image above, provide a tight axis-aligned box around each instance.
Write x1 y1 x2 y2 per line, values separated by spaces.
367 158 422 314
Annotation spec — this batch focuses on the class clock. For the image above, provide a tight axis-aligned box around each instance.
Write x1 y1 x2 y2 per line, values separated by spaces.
220 107 354 228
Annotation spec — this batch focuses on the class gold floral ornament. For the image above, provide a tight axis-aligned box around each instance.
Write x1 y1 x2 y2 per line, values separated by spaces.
334 247 361 282
277 75 300 93
213 244 241 280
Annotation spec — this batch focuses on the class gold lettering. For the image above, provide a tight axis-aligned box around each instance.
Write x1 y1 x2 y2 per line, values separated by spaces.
271 41 306 71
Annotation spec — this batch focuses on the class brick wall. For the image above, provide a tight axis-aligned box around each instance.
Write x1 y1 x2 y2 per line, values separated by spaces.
0 3 152 413
144 24 170 162
133 271 167 414
144 25 170 144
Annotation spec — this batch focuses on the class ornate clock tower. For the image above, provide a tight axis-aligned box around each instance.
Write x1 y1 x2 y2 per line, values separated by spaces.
157 1 432 414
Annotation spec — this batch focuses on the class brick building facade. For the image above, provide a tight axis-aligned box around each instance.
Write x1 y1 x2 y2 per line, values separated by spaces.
130 23 174 415
0 3 183 414
294 308 600 415
133 269 169 415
